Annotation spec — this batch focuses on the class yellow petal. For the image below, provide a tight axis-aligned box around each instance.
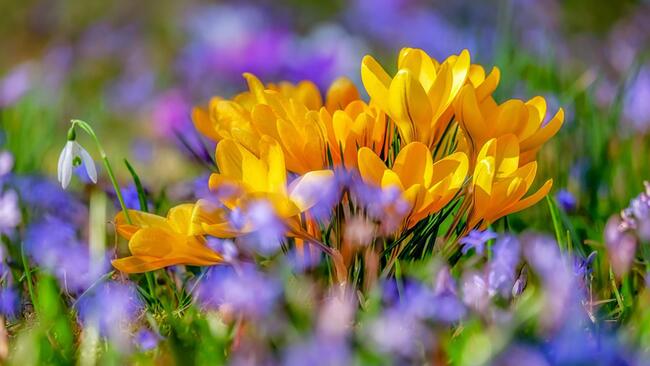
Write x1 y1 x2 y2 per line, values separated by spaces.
494 134 520 178
475 67 500 101
381 170 404 191
358 147 388 186
191 107 220 141
166 204 196 234
392 142 433 188
296 80 323 110
361 55 392 111
388 70 433 144
128 228 175 258
260 135 287 195
326 77 360 112
500 179 553 217
115 210 168 239
243 73 267 103
397 48 437 91
520 108 564 151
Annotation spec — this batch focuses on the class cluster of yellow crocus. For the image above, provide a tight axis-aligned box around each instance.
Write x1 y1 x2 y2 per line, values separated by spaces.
112 48 563 273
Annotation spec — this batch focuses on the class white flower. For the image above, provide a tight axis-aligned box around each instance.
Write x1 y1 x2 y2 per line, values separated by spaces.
57 140 97 189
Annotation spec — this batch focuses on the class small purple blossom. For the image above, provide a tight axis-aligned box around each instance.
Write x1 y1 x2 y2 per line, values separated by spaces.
135 329 162 351
460 229 498 255
556 189 577 213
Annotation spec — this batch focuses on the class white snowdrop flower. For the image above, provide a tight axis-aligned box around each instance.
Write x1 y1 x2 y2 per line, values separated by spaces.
57 139 97 189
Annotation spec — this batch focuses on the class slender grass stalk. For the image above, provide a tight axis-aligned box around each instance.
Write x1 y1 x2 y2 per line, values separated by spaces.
20 241 37 308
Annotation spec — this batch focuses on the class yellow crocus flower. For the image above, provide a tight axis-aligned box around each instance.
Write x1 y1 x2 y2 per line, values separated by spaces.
357 142 468 230
194 74 361 174
455 84 564 165
361 48 473 148
194 135 335 237
468 136 553 229
112 204 222 273
319 100 391 169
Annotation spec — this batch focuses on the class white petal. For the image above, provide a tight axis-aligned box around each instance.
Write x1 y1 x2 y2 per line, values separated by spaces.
57 142 68 182
61 141 75 189
77 143 97 184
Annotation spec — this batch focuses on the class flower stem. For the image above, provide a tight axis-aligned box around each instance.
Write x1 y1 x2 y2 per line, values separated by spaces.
71 120 132 224
20 241 37 309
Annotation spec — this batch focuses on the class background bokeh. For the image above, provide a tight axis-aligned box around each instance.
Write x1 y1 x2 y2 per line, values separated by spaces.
2 1 650 364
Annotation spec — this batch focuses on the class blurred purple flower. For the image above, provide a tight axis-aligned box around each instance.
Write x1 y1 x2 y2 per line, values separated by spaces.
487 235 521 297
623 67 650 134
461 271 489 312
0 63 33 107
460 229 498 255
283 337 350 366
365 308 428 357
495 344 550 366
135 329 162 351
0 151 14 176
25 217 109 293
0 287 19 319
523 234 585 330
194 265 280 319
206 237 238 263
0 189 20 235
232 201 286 256
115 185 149 211
11 175 87 223
346 0 483 59
76 281 143 346
604 216 637 278
556 189 577 213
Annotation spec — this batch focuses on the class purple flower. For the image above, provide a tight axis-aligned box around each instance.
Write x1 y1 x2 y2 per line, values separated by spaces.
365 308 429 357
0 151 14 177
76 282 143 347
0 287 19 319
461 271 489 312
604 216 637 278
487 235 521 298
0 189 20 234
25 217 109 293
194 265 280 319
233 201 286 256
283 337 350 366
11 175 87 223
623 67 650 134
0 63 33 107
556 189 577 213
135 329 162 351
459 229 498 255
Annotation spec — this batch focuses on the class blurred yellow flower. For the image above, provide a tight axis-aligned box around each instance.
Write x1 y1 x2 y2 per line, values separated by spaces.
112 204 222 273
357 142 468 230
468 136 552 229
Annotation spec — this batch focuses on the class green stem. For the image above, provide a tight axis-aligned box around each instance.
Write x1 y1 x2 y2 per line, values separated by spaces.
71 119 132 224
20 241 37 309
